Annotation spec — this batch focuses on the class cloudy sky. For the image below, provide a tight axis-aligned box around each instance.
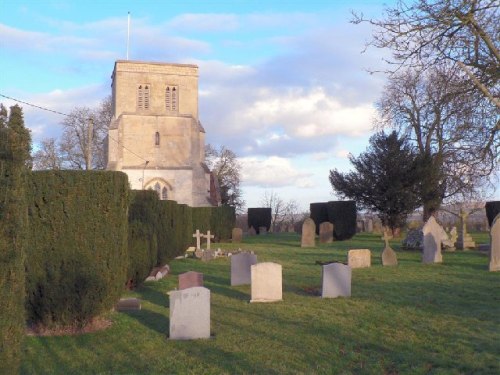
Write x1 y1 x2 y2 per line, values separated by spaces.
1 0 407 210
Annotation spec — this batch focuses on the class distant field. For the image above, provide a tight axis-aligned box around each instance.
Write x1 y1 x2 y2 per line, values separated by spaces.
21 232 499 375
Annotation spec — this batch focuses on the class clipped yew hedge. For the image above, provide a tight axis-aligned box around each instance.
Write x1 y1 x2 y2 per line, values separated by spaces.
26 171 129 327
248 208 272 234
485 201 500 228
210 205 235 241
327 201 357 241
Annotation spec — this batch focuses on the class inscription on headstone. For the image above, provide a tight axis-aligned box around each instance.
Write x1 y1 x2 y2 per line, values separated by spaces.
251 262 282 302
169 287 210 340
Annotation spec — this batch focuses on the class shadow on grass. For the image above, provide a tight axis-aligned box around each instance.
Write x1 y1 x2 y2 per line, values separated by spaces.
122 309 168 335
204 274 249 301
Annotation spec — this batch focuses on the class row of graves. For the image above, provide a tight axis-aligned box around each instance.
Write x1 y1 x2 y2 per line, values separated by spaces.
116 210 499 341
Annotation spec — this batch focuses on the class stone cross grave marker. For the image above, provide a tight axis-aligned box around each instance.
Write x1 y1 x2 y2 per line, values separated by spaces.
203 231 215 250
231 252 258 286
381 230 398 266
169 286 210 340
319 222 334 243
178 271 204 290
301 218 316 247
192 229 203 250
250 262 282 302
456 208 476 250
348 249 371 268
321 263 352 298
232 228 243 243
489 214 500 272
422 216 443 263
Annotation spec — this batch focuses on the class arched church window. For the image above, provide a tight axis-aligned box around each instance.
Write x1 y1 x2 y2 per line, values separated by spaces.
162 187 168 200
165 87 170 109
154 182 161 197
172 87 177 111
155 132 160 146
165 85 178 112
137 84 150 110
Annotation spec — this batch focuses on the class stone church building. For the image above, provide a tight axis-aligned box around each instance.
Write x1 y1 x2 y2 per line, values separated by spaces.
106 60 219 207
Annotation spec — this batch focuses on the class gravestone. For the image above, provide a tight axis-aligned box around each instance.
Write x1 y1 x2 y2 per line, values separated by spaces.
366 219 374 233
192 229 203 250
115 298 141 311
231 252 258 286
301 218 316 247
489 214 500 272
321 263 351 298
319 222 334 243
232 228 243 243
248 226 257 236
381 231 398 266
203 230 215 250
169 287 210 340
347 249 371 268
178 271 204 290
201 249 214 262
422 216 443 263
259 226 268 235
456 209 476 250
250 262 282 302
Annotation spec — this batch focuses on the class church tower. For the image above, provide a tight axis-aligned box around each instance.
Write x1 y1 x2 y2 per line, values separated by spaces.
106 60 215 207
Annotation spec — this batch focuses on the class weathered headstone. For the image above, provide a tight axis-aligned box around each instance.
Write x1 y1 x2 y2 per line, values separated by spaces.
489 214 500 272
201 249 214 262
422 216 443 263
347 249 371 268
258 226 268 235
178 271 204 290
366 219 374 233
250 262 282 302
115 298 141 311
231 252 258 286
203 230 215 250
301 218 316 247
321 263 351 298
232 228 243 243
169 287 210 340
192 229 203 250
248 226 257 236
319 221 334 243
381 231 398 266
456 209 476 250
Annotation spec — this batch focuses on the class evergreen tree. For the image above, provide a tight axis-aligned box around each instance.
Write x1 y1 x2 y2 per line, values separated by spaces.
0 104 31 374
329 131 424 232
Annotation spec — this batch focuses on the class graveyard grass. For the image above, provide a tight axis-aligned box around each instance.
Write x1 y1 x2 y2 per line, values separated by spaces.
22 232 499 375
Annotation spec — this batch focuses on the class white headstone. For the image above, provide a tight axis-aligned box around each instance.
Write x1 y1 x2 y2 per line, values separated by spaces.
489 214 500 272
169 287 210 340
231 252 258 286
250 262 282 302
321 263 351 298
422 216 443 263
347 249 371 269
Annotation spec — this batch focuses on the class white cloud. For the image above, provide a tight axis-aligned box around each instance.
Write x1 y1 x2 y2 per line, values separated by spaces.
240 156 313 188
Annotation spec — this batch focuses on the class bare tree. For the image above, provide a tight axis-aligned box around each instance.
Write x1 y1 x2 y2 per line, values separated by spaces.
205 144 245 212
260 190 300 232
377 64 498 219
32 138 62 170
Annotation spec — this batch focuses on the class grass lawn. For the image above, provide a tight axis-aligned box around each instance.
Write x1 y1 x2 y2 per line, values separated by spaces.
21 232 500 374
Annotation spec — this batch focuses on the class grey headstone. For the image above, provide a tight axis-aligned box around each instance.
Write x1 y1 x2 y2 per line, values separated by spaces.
169 287 210 340
258 226 268 235
347 249 371 268
489 214 500 272
115 298 141 311
321 263 351 298
178 271 204 290
248 226 257 236
201 249 214 262
250 262 282 303
319 222 334 243
231 252 258 286
422 216 443 263
381 247 398 266
232 228 243 243
301 218 316 247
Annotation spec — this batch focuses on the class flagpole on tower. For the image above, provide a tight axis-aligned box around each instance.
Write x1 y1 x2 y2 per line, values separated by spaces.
126 11 131 60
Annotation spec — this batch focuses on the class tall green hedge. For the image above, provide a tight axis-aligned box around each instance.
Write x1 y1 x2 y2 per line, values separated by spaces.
310 202 329 235
0 104 30 374
485 201 500 228
248 208 271 234
26 171 129 327
327 201 357 240
210 205 235 241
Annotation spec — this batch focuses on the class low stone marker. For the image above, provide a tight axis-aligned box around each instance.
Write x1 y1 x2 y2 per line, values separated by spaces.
232 228 243 243
301 218 316 247
115 298 141 311
321 263 351 298
258 226 268 235
251 262 282 302
319 222 334 243
201 249 215 262
178 271 204 290
231 252 258 286
248 226 257 236
348 249 371 268
422 216 443 263
169 287 210 340
381 231 398 266
489 214 500 272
